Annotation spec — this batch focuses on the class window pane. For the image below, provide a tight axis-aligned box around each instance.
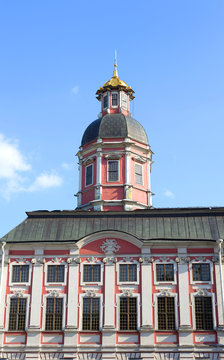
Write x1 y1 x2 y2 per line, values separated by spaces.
120 297 137 330
112 93 118 106
108 160 118 181
195 296 213 330
86 164 93 186
158 297 175 330
45 298 63 331
156 264 174 282
9 298 27 331
12 265 29 283
193 263 210 281
119 264 137 282
103 95 108 108
135 164 143 185
83 264 101 282
83 297 99 330
47 265 65 283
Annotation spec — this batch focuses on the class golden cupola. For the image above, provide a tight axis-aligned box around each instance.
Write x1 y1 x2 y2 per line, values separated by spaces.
96 53 135 101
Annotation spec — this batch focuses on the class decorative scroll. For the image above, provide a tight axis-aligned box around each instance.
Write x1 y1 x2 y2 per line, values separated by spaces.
100 239 120 255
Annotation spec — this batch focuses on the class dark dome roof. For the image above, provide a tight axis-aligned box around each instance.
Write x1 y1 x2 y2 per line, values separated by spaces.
81 114 148 146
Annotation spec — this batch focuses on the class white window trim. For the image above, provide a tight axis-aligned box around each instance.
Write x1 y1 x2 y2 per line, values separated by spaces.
111 92 119 108
80 260 104 286
103 93 108 110
9 261 32 287
85 163 93 187
134 162 144 186
42 293 66 331
44 260 68 286
154 293 178 331
189 260 213 285
107 159 120 182
116 260 140 286
191 292 216 330
153 260 177 285
6 294 30 331
79 293 103 331
116 293 140 331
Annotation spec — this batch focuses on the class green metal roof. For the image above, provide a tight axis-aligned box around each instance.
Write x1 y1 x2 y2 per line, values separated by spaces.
2 207 224 244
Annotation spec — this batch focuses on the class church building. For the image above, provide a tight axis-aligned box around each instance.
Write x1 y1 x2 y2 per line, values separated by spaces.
1 58 224 360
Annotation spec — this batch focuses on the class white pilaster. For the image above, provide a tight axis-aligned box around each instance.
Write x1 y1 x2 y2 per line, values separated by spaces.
0 251 7 330
66 260 79 329
147 159 152 206
214 258 224 328
103 258 115 328
29 260 43 329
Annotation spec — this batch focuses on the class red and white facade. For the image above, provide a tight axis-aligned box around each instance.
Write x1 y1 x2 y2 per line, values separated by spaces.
1 61 224 360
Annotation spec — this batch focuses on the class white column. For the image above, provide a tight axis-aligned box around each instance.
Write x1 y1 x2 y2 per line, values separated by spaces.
29 260 43 328
64 258 79 347
140 257 154 346
177 248 193 346
102 257 116 347
96 149 102 185
147 158 152 207
77 159 82 206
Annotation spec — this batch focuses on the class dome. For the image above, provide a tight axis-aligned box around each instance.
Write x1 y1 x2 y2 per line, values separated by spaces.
81 113 149 146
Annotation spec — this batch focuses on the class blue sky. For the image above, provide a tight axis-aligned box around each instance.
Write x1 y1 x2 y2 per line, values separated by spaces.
0 1 224 237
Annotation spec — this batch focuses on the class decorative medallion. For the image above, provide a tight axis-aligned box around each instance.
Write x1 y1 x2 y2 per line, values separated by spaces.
100 239 120 255
85 289 97 297
13 289 25 298
121 289 133 297
48 289 61 297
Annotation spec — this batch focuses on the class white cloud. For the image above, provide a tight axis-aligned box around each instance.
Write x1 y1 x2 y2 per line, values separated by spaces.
163 189 175 198
0 133 63 200
61 162 73 170
71 85 79 95
27 172 63 192
0 133 31 179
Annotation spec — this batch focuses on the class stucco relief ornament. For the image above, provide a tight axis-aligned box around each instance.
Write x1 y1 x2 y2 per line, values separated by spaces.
103 257 117 264
51 257 62 264
195 256 206 262
31 258 44 264
87 256 97 263
195 288 210 296
158 256 171 262
15 258 27 264
48 289 61 297
85 289 97 297
13 289 25 298
123 256 133 262
121 289 133 297
100 239 120 255
158 288 171 297
139 257 154 264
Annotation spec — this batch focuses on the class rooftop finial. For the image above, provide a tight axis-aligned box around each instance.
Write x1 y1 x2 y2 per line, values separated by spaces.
113 49 118 78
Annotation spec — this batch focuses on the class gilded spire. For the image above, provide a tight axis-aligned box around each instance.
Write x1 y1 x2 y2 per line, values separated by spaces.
113 49 118 78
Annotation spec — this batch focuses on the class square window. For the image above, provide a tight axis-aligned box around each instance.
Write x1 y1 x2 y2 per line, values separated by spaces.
135 163 143 185
156 264 174 282
108 160 119 182
192 263 211 281
85 164 93 187
111 93 118 107
47 265 65 283
83 264 101 282
119 264 137 282
12 265 29 283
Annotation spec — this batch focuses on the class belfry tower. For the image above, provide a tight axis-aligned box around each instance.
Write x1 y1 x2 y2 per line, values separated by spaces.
76 56 153 211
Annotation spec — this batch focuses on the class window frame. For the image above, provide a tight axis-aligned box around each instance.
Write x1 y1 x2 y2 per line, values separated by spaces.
80 260 104 286
44 261 68 286
190 260 213 285
116 293 140 331
116 260 140 285
9 262 32 287
85 163 93 187
79 293 103 331
191 293 216 330
111 92 119 108
154 293 178 331
153 260 177 285
134 162 143 186
42 294 66 331
6 294 30 332
107 159 120 182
